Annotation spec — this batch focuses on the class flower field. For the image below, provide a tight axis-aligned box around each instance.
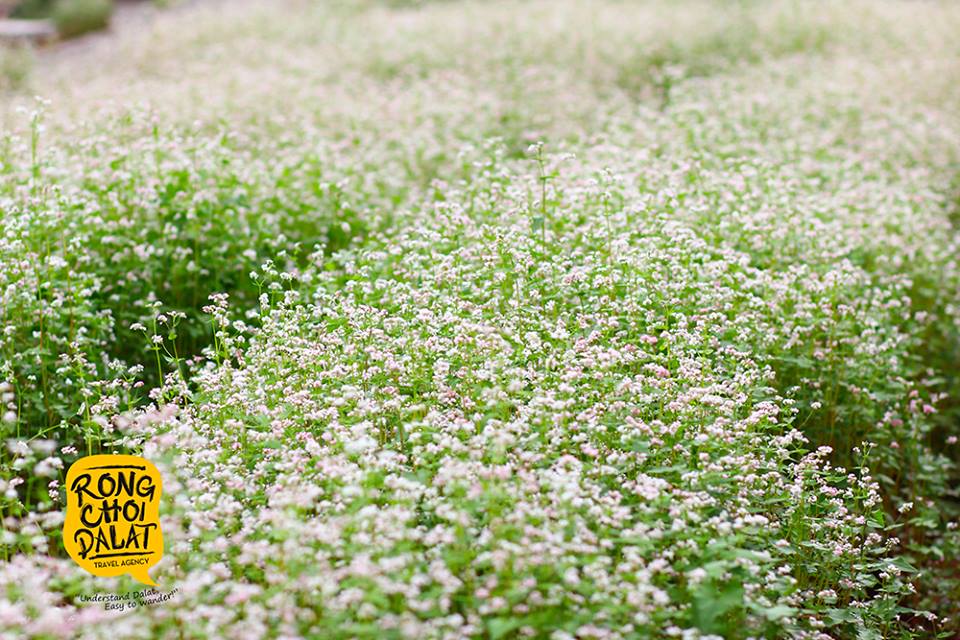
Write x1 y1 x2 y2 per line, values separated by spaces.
1 1 960 638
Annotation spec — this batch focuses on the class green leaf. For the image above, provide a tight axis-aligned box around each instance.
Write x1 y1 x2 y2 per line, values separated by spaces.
856 626 882 640
691 579 744 634
761 605 797 621
826 608 856 625
487 617 523 640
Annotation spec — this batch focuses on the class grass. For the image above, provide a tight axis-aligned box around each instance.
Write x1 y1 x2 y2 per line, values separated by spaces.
1 0 959 637
52 0 113 39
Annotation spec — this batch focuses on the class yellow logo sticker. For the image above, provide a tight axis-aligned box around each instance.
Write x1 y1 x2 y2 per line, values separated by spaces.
63 454 163 586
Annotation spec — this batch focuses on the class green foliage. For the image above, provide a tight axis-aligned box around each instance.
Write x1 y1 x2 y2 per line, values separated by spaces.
1 0 959 637
9 0 56 19
0 45 32 92
52 0 113 39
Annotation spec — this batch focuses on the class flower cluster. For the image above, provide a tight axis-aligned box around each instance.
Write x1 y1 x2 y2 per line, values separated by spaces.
1 0 959 638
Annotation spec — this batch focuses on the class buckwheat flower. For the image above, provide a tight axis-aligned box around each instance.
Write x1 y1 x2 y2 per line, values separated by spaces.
4 483 19 500
7 440 29 456
686 567 707 586
29 440 56 455
33 457 62 478
344 434 377 456
647 364 670 379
